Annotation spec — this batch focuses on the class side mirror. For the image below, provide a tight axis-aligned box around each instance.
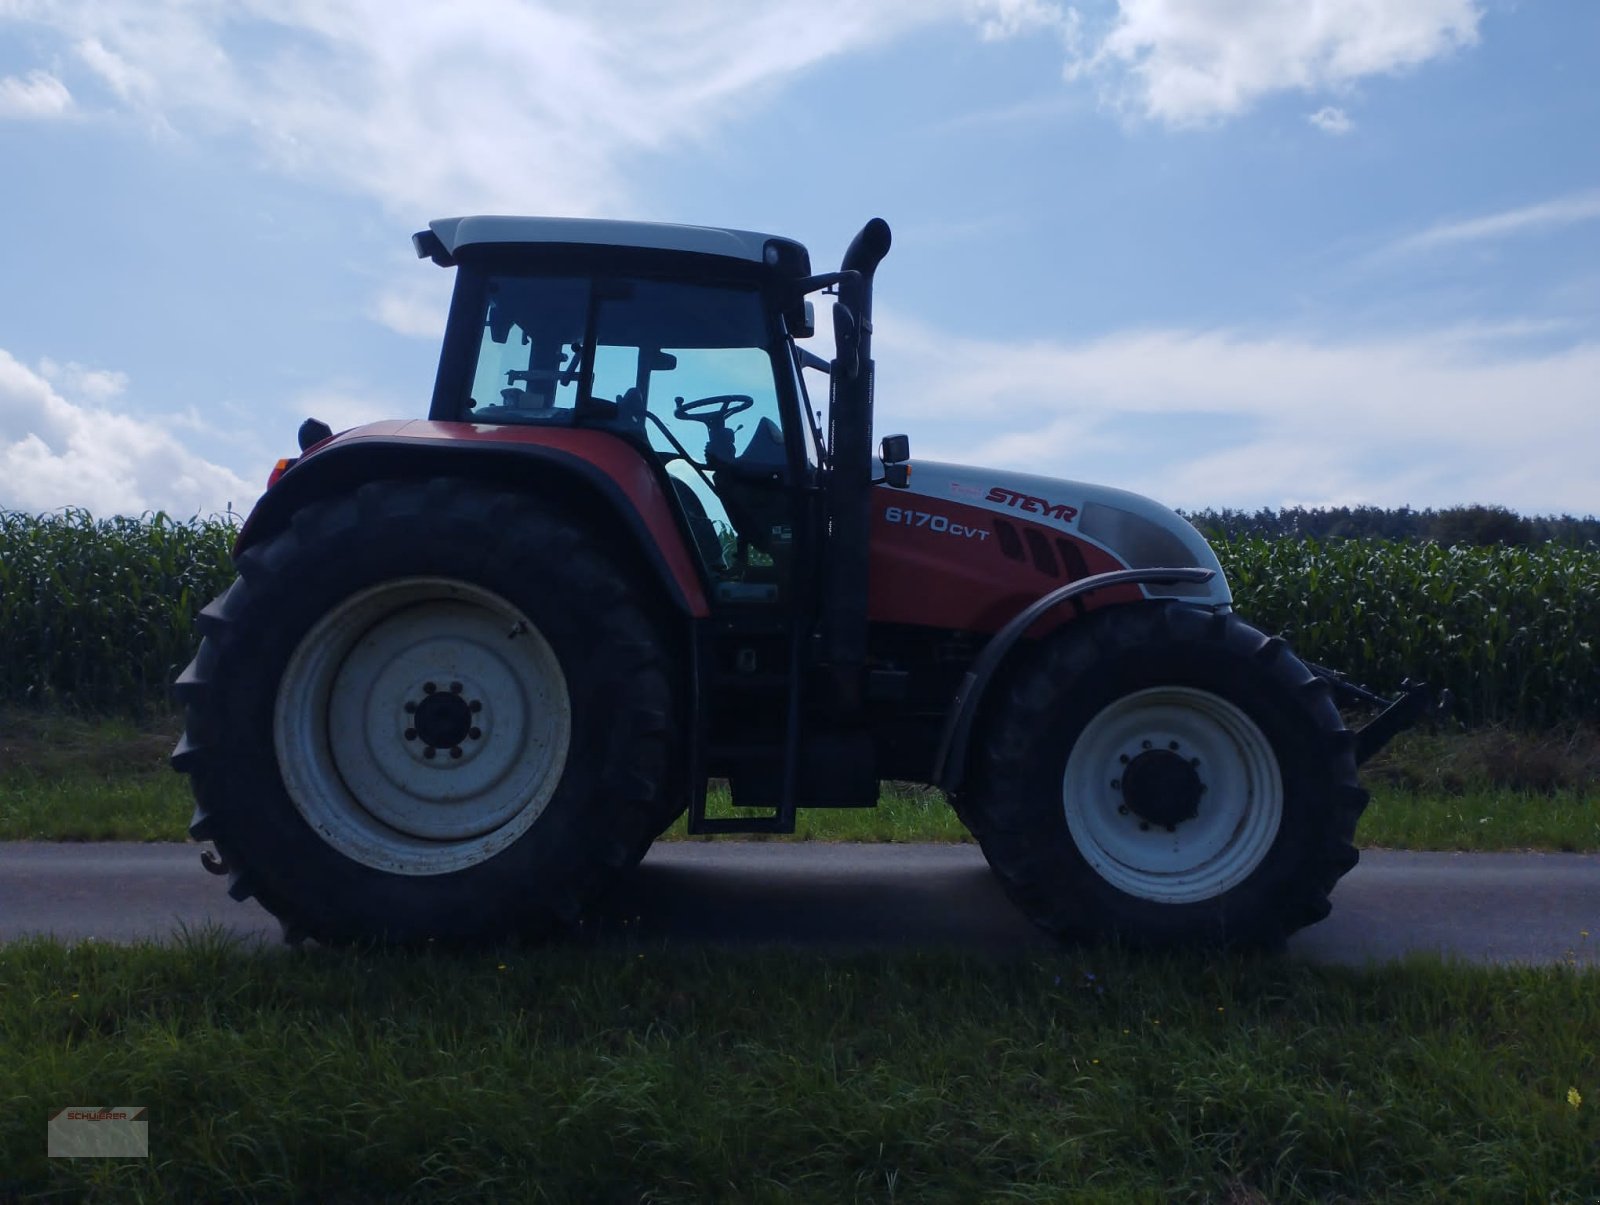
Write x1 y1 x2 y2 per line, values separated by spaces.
880 435 911 489
786 299 815 339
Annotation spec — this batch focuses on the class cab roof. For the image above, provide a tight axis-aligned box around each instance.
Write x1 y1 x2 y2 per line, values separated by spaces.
414 215 810 272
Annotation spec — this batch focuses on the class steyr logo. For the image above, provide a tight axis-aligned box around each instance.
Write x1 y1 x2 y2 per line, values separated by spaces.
985 486 1078 523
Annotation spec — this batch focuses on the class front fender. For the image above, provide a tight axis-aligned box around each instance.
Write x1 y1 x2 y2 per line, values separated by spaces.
933 567 1217 795
240 421 710 617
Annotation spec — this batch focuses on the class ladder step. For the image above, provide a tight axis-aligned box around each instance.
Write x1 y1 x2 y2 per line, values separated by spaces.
685 813 793 835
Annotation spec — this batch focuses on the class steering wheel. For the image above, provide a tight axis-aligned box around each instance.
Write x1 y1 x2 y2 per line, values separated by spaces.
674 394 754 424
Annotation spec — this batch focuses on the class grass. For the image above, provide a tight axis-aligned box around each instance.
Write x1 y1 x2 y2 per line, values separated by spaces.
2 931 1595 1202
2 709 1597 851
0 709 187 842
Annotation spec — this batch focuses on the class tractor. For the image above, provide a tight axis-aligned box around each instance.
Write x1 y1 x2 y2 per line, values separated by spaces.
173 215 1429 948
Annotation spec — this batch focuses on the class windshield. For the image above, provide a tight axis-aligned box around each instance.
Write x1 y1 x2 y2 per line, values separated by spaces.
463 275 781 455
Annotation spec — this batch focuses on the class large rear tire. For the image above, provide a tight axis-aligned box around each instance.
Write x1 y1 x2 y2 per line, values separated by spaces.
173 478 678 944
961 601 1367 949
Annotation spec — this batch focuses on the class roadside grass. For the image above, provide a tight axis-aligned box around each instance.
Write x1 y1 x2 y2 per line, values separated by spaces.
3 930 1597 1202
3 708 1596 851
0 708 187 842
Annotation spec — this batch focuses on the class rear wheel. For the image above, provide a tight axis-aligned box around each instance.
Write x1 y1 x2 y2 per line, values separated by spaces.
174 478 678 944
962 601 1366 948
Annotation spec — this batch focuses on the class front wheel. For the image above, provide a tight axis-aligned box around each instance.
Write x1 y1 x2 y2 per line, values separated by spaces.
961 602 1367 948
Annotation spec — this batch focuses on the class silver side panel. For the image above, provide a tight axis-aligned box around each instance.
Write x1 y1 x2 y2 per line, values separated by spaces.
893 458 1233 606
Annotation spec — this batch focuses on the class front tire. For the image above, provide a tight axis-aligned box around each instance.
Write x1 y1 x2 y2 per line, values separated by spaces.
961 602 1367 949
174 479 678 944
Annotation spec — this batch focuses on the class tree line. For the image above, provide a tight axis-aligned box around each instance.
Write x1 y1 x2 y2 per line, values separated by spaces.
1181 504 1600 548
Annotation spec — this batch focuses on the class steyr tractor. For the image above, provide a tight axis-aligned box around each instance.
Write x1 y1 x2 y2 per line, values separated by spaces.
174 215 1429 948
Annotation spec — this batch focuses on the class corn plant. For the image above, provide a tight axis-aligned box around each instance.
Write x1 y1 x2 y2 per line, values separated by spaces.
0 510 236 713
1219 537 1600 727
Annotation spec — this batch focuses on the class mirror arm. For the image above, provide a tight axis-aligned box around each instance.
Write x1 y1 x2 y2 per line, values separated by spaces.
794 269 861 297
795 348 831 374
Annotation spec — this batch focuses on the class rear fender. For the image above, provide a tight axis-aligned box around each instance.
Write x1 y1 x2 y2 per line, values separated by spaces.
237 422 710 618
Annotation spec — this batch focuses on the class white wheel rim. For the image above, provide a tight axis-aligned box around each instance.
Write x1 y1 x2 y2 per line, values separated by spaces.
274 578 571 876
1062 686 1282 904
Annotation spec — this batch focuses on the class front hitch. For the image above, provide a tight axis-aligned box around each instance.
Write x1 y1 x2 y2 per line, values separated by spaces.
1309 665 1450 765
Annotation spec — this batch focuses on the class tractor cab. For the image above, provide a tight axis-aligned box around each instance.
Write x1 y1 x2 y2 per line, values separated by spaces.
417 216 831 609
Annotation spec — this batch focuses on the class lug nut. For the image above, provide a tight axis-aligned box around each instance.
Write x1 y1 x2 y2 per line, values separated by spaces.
1168 740 1179 750
423 747 437 759
1117 805 1129 816
449 746 463 759
404 701 417 714
1138 821 1150 832
1111 779 1121 790
469 700 483 713
404 728 417 741
450 682 463 694
1119 753 1130 764
468 727 482 741
423 682 437 694
1141 739 1152 750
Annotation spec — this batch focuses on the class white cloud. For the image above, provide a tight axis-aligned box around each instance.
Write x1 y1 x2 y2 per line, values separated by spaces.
369 273 452 340
1387 189 1600 256
0 349 253 516
1067 0 1481 126
0 69 72 118
975 0 1080 45
875 313 1600 514
1308 105 1353 135
12 0 962 219
74 37 157 105
36 357 129 404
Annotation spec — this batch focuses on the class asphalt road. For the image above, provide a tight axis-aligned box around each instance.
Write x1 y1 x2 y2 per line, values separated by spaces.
1 842 1595 966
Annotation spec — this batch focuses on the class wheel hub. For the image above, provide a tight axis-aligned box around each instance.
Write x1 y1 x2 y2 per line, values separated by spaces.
1120 748 1202 829
406 682 481 757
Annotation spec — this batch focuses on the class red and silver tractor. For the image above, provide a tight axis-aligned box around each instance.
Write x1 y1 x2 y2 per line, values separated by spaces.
174 216 1427 948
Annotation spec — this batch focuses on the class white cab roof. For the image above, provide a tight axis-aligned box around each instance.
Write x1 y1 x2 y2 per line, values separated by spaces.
426 215 796 263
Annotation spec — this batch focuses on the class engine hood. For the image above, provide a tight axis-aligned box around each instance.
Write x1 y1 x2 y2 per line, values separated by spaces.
896 459 1231 606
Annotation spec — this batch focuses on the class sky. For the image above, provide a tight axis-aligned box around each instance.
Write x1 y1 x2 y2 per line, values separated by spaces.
0 0 1596 519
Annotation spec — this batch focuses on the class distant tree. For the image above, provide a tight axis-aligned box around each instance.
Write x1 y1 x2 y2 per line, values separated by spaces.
1427 504 1534 547
1180 504 1599 546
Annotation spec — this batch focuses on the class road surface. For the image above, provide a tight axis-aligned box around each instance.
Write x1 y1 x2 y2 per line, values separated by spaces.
1 842 1595 966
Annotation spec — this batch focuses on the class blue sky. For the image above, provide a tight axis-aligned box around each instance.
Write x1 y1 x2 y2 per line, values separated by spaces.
0 0 1596 518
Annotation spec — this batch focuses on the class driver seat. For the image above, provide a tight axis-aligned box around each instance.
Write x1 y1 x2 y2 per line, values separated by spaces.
714 417 789 556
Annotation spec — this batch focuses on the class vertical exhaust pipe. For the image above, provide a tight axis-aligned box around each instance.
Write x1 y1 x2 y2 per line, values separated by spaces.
822 218 892 712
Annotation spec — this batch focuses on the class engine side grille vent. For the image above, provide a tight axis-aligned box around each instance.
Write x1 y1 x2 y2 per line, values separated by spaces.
993 518 1025 562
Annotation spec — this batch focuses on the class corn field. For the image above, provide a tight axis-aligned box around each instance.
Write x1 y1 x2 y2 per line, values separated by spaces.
1 511 1596 725
0 510 235 713
1218 537 1600 728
